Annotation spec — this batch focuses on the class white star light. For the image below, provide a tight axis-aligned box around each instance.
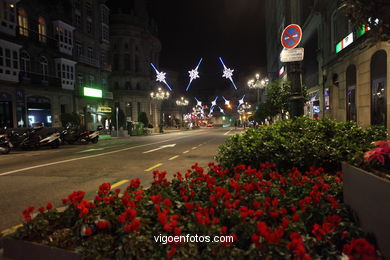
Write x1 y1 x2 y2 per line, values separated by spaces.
222 96 230 106
222 67 234 80
238 95 245 108
211 96 218 107
197 100 202 107
156 71 167 83
189 69 200 81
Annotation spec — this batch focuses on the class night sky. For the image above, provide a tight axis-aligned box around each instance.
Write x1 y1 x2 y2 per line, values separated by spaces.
107 0 266 99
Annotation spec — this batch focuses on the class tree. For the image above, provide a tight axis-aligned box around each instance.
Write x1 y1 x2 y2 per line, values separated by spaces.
253 103 270 124
111 108 126 130
137 112 149 127
265 79 307 119
343 0 390 40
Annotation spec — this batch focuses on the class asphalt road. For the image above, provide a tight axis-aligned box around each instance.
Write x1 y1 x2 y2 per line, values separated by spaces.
0 127 239 232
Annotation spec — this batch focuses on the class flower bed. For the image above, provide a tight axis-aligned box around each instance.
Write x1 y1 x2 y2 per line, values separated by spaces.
7 163 382 259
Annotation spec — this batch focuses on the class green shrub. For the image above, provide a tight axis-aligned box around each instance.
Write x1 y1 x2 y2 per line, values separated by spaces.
138 112 149 127
60 112 80 127
216 117 387 171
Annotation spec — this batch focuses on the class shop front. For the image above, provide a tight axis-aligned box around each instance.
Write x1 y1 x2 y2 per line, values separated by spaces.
305 91 321 119
27 96 51 127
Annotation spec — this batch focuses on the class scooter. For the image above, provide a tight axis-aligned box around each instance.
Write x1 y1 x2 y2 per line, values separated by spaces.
88 126 103 144
61 125 89 145
39 131 61 148
0 133 12 154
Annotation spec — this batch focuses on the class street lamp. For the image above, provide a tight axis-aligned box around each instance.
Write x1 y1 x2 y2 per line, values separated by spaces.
176 97 189 127
238 102 252 129
150 87 170 133
247 73 269 105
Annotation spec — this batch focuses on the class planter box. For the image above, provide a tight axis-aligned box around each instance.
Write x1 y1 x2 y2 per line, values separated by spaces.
2 237 82 260
342 162 390 259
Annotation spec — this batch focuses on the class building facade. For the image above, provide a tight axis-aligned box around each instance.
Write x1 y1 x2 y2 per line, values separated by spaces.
265 0 390 129
0 0 76 128
109 5 161 130
71 0 112 130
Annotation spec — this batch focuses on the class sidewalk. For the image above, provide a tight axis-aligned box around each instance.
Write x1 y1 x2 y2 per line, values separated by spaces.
100 128 191 141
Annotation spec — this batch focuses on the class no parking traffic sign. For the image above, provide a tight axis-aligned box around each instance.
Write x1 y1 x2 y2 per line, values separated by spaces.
281 24 302 49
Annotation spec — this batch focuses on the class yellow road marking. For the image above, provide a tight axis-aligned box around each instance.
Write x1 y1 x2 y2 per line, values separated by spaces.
168 155 179 160
111 180 129 189
145 163 163 171
183 150 189 154
191 147 197 150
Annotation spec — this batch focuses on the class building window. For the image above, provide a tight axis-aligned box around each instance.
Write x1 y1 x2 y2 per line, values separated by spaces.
75 13 81 28
125 81 131 90
78 73 83 88
38 17 46 43
87 47 93 59
87 20 92 33
1 2 16 23
113 53 119 71
137 102 141 114
124 54 131 71
18 9 28 36
20 50 30 73
101 6 109 24
86 1 92 16
74 0 81 10
346 65 357 121
371 50 387 127
40 56 48 81
88 75 94 85
75 41 83 57
101 24 109 42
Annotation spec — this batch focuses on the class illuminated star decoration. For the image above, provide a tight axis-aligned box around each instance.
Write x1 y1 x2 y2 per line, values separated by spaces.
209 106 214 116
222 96 230 106
150 63 172 91
219 57 238 90
237 95 245 108
186 58 203 92
194 97 202 107
218 106 225 115
211 96 218 108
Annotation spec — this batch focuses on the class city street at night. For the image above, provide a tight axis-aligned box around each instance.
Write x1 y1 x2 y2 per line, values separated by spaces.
0 0 389 258
0 128 238 232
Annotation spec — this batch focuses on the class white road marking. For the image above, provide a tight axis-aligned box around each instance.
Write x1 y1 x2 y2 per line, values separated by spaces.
142 144 176 154
224 129 232 135
0 133 204 177
77 148 105 153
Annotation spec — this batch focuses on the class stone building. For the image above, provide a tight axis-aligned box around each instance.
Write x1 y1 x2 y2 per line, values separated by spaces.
265 0 390 129
71 0 112 130
109 2 161 130
0 0 76 128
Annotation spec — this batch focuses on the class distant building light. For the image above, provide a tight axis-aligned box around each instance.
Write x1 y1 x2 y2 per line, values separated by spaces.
83 87 102 98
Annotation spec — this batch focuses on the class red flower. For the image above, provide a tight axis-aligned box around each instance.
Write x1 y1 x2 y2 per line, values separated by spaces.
343 238 376 259
97 220 110 230
38 207 45 214
173 227 182 235
220 226 228 235
85 226 92 235
292 214 301 222
79 207 89 218
163 198 172 208
251 233 262 248
46 202 53 210
167 246 177 259
125 218 141 232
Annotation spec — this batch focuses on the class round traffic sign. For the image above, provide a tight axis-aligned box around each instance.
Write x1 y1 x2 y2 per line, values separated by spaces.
281 24 302 49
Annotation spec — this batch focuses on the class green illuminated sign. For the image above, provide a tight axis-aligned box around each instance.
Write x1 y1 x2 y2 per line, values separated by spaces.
83 87 102 98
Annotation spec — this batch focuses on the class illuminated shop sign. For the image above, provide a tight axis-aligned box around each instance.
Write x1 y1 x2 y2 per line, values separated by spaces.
97 106 112 113
83 87 102 98
336 33 354 53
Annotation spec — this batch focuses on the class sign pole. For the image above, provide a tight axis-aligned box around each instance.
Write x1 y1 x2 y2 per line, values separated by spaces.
280 24 305 118
116 106 119 137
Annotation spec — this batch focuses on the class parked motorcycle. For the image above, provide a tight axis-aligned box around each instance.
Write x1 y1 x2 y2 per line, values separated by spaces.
61 125 102 144
0 133 12 154
88 126 103 144
8 126 61 149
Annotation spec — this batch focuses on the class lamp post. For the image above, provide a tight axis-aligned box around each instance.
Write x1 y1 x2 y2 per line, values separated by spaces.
238 102 252 129
247 73 269 105
150 87 170 133
176 97 189 127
